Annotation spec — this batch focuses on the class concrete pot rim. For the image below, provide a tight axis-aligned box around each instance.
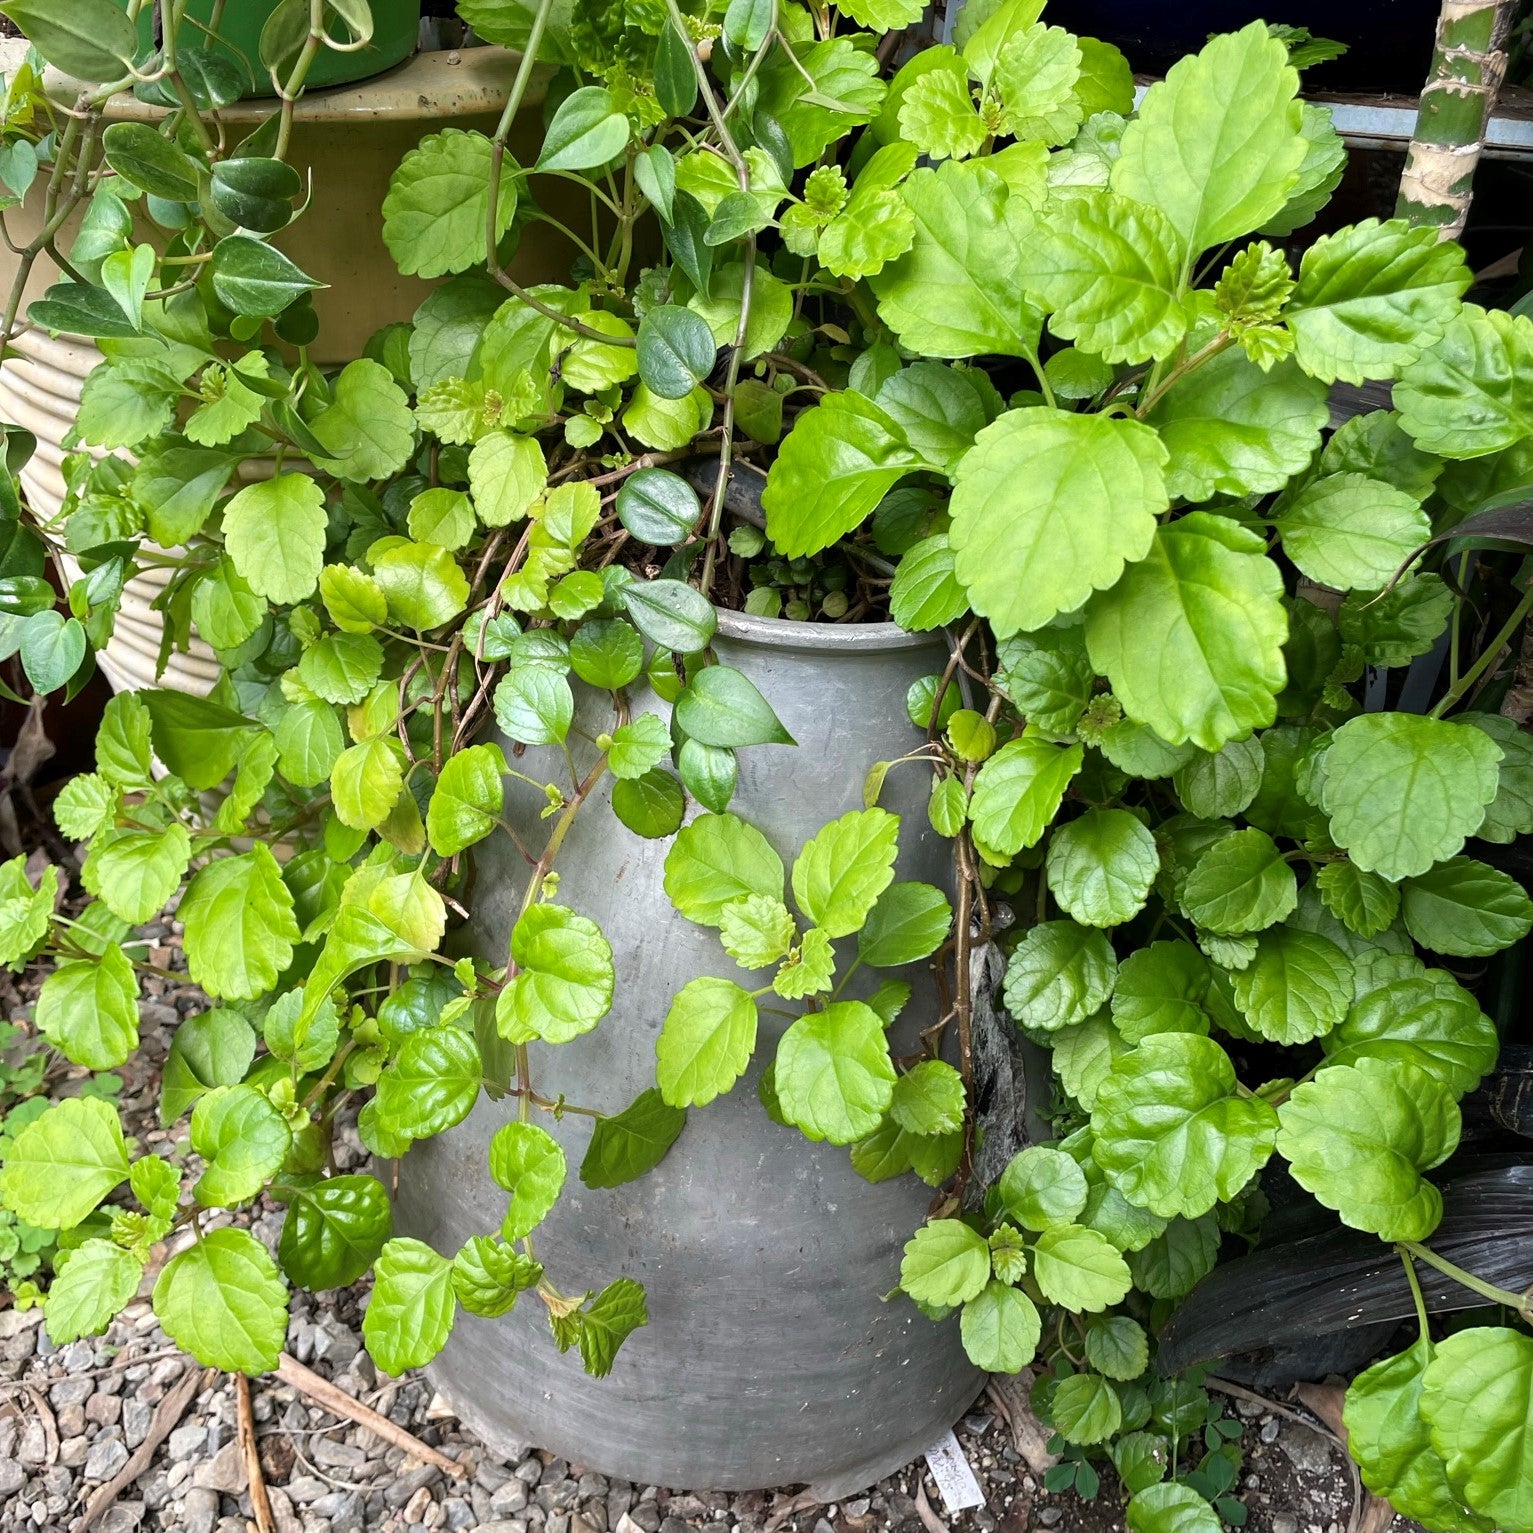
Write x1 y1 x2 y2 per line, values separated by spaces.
715 606 937 655
0 39 550 126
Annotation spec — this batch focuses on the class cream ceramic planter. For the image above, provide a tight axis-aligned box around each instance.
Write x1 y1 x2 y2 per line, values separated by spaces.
0 43 559 694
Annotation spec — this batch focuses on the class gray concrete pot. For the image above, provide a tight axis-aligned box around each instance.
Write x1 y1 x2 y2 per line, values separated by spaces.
393 610 985 1495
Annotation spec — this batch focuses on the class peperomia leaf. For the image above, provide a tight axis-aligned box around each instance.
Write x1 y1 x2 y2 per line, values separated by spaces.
1092 1033 1277 1218
1320 714 1502 881
950 407 1166 636
1085 514 1286 752
1002 920 1117 1032
153 1227 289 1375
1399 856 1533 957
775 1000 896 1144
900 1218 991 1306
1275 1057 1459 1240
674 666 794 749
1045 808 1160 929
655 976 758 1108
363 1238 455 1376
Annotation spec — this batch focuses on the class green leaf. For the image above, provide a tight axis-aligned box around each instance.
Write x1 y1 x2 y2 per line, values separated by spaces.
1125 1214 1218 1298
1046 808 1159 929
1148 349 1329 503
616 468 700 546
889 535 969 632
1276 1058 1458 1240
180 846 299 1003
858 882 952 967
761 391 924 559
867 159 1042 359
664 813 784 926
1321 409 1444 502
1110 22 1305 256
574 1277 648 1377
497 904 615 1045
675 665 795 749
489 1121 566 1240
611 770 686 840
580 1088 687 1189
383 129 515 279
1086 514 1286 752
1465 713 1533 843
1396 304 1533 458
655 976 758 1108
36 943 138 1071
222 473 327 604
375 1026 481 1140
1052 1372 1123 1446
363 1238 455 1375
790 808 899 939
469 431 547 526
1345 1338 1490 1533
636 305 716 400
451 1236 541 1318
82 824 192 925
606 715 670 781
278 1175 392 1289
950 407 1165 636
1000 1145 1088 1230
193 558 268 653
537 86 629 172
1277 473 1432 590
621 578 716 653
159 1009 256 1125
1178 826 1295 935
1172 737 1264 821
1125 1484 1221 1533
310 358 416 482
191 1086 291 1207
1086 1316 1149 1381
0 0 137 81
0 1095 127 1229
571 621 645 692
969 735 1083 856
1316 861 1401 939
901 1218 992 1306
1032 1223 1132 1311
374 542 469 630
1286 218 1469 384
960 1281 1042 1372
1339 574 1455 670
1092 1033 1277 1218
331 736 405 830
153 1227 288 1374
427 743 507 856
1229 925 1351 1044
1024 194 1190 362
1321 714 1502 881
1004 920 1117 1031
1110 941 1210 1043
775 1000 896 1144
1400 857 1533 958
1420 1327 1533 1533
211 236 322 319
889 1059 966 1136
45 1239 143 1344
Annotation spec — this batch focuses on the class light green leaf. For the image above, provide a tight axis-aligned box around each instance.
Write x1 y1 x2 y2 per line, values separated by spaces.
950 407 1165 636
192 1086 291 1207
82 824 192 925
999 1145 1088 1230
1110 941 1210 1044
1316 861 1401 939
1110 22 1305 256
153 1227 288 1374
1396 304 1533 458
0 1096 128 1230
1002 920 1116 1032
960 1281 1042 1372
717 894 796 970
489 1121 566 1240
1400 856 1533 958
1126 1485 1221 1533
222 473 327 604
331 736 405 830
452 1236 541 1317
1148 348 1329 503
427 743 507 856
790 808 900 939
36 942 139 1071
574 1277 649 1377
889 535 970 632
1320 409 1444 502
969 735 1083 856
45 1239 143 1344
363 1238 455 1375
1179 827 1296 934
655 976 758 1108
993 23 1082 144
889 1059 966 1136
898 53 986 161
1277 473 1432 590
1321 713 1502 881
1032 1223 1132 1312
383 128 515 279
663 813 784 926
1052 1372 1123 1446
0 0 137 81
858 882 952 967
1092 1033 1277 1218
1046 808 1159 929
159 1009 257 1126
374 542 469 630
1229 925 1352 1044
1276 1057 1458 1240
1085 514 1287 752
901 1218 992 1306
469 430 547 526
374 1026 482 1140
1286 218 1469 384
579 1088 687 1190
775 1000 895 1145
310 359 415 482
180 846 299 1002
497 904 614 1045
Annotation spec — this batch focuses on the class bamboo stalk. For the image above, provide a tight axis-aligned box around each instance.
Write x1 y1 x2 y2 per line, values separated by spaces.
1395 0 1518 240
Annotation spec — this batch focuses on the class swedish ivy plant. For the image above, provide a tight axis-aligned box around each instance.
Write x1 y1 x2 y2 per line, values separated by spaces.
0 0 1532 1526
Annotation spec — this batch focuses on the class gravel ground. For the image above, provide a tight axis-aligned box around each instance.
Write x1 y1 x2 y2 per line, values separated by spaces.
0 918 1424 1533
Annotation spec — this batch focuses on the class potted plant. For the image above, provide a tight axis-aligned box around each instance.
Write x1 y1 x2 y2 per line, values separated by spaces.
2 0 1532 1521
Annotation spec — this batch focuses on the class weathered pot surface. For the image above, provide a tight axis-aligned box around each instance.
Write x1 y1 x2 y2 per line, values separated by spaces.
393 610 985 1496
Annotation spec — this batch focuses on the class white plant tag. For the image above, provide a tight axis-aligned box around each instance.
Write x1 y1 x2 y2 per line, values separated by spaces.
924 1427 986 1512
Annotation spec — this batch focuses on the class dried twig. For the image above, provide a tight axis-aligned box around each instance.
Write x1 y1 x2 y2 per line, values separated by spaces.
985 1374 1059 1475
237 1372 276 1533
75 1365 214 1533
24 1385 59 1465
274 1353 465 1479
914 1483 950 1533
763 1490 821 1532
